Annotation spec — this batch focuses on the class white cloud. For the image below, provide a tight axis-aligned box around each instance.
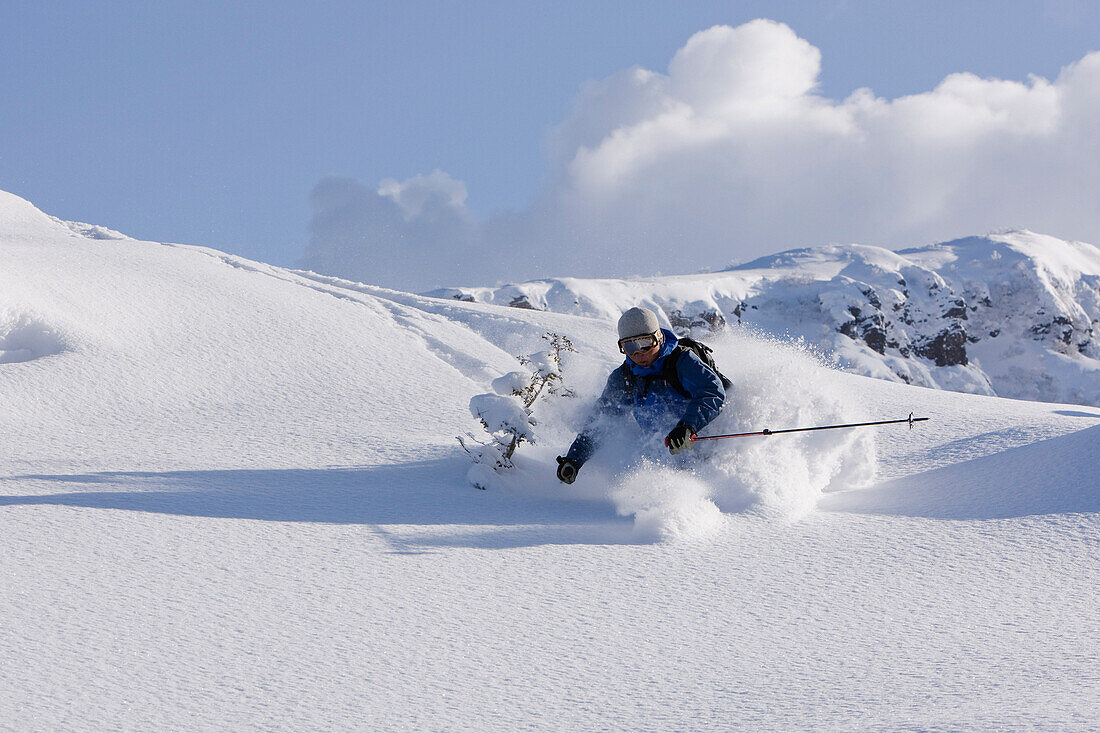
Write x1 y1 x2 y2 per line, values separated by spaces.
303 20 1100 291
668 20 821 109
378 169 469 222
300 176 485 293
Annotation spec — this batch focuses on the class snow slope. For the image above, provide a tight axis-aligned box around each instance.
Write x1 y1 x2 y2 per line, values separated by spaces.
430 230 1100 408
2 190 1098 731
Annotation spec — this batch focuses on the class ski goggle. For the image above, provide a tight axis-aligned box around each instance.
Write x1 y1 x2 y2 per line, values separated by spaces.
618 332 660 355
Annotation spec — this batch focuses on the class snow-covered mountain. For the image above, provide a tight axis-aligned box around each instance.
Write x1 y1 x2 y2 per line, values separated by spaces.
2 189 1098 730
431 231 1100 406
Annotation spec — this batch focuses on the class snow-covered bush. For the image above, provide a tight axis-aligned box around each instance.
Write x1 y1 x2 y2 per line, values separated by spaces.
459 333 576 486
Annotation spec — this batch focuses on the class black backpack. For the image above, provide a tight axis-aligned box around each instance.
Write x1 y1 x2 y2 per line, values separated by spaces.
624 336 732 397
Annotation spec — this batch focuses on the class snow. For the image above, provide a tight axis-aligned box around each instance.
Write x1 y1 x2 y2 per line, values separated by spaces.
2 191 1098 730
431 228 1100 408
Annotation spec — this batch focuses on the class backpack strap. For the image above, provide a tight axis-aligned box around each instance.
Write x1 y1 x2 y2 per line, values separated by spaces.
621 354 687 398
661 346 692 398
621 364 635 391
623 342 728 399
662 342 733 394
679 337 734 390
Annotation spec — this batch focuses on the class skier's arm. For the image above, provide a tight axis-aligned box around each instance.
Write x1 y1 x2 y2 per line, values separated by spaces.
674 352 726 433
565 365 629 467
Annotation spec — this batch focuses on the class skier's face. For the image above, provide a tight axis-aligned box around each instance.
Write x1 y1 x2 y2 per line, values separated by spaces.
626 338 661 367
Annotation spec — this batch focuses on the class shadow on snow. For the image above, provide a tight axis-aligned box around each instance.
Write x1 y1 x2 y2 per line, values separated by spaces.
0 457 638 548
821 425 1100 520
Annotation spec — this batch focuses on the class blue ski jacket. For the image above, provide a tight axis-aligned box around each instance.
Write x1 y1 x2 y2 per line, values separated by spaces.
565 329 726 467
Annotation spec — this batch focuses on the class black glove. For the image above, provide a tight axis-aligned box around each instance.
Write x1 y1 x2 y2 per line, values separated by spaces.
556 456 579 484
665 422 696 454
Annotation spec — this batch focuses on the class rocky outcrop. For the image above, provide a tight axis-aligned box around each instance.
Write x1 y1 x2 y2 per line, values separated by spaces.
914 326 968 367
668 308 726 333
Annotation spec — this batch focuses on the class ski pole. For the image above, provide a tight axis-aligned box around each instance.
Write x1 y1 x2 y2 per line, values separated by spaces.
692 413 929 442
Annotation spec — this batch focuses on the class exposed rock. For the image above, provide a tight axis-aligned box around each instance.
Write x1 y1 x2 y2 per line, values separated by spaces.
915 327 969 367
509 295 537 310
862 288 882 310
668 308 726 333
838 315 888 354
944 299 968 319
732 302 748 323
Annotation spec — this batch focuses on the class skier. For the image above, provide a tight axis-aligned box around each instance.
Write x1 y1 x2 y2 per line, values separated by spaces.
556 307 727 484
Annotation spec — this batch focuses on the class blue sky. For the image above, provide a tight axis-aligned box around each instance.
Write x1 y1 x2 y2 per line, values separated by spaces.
3 1 1100 287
